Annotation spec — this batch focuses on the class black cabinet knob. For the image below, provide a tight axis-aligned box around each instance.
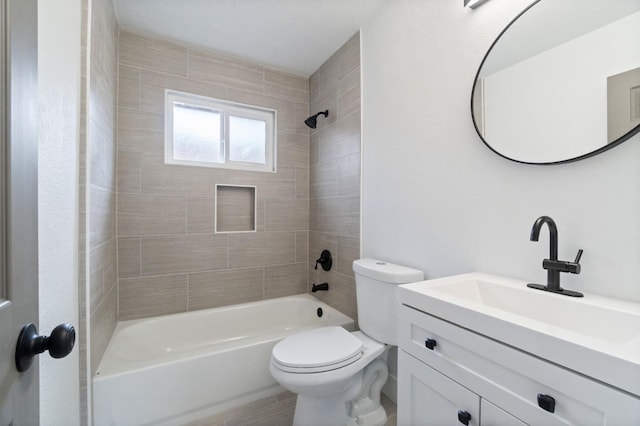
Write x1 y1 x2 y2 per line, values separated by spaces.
425 338 437 350
457 410 472 425
15 323 75 372
537 393 556 413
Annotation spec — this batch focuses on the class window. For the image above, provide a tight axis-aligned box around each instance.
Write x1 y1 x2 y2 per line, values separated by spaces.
165 90 276 172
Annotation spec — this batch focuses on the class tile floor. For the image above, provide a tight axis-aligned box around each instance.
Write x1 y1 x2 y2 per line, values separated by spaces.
187 391 397 426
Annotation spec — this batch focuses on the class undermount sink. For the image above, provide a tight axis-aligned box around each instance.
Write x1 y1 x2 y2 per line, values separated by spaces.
398 273 640 396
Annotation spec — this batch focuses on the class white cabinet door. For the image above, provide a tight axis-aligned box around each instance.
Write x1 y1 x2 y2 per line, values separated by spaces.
481 399 527 426
399 350 480 426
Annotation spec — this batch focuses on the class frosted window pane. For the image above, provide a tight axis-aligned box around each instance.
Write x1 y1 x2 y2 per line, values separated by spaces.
229 116 266 164
173 104 221 163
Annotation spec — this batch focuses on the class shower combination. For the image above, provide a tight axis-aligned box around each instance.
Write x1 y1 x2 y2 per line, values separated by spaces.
304 110 329 129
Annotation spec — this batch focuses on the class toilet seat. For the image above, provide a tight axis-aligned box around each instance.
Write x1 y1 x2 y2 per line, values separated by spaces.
272 326 363 373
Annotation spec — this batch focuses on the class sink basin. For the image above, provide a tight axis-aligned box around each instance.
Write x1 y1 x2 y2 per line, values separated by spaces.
427 275 640 344
398 273 640 396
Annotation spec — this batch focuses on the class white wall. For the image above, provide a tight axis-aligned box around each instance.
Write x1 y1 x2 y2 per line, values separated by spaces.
38 0 81 424
483 11 640 162
361 0 640 302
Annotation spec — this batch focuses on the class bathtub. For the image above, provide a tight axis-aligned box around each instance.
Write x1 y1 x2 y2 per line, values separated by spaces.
93 294 354 425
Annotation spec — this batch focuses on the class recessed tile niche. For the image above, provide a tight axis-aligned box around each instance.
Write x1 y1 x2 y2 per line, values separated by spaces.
215 184 257 233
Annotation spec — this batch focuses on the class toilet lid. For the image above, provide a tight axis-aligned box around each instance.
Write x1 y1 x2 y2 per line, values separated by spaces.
272 326 363 372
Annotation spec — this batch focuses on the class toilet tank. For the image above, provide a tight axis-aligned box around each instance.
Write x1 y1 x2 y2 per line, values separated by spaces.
352 259 424 346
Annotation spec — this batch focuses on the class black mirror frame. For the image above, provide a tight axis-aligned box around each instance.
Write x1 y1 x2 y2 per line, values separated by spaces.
470 0 640 165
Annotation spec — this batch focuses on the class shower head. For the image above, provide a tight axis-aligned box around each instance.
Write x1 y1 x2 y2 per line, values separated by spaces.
304 110 329 129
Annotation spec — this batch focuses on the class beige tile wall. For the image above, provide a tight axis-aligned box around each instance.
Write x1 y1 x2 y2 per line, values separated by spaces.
86 0 118 381
116 31 310 320
78 1 88 422
216 186 256 232
308 33 361 321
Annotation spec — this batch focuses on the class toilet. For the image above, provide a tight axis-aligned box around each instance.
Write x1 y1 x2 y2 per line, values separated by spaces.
270 258 424 426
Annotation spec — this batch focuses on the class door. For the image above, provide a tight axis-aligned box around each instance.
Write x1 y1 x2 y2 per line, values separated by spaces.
398 350 480 426
0 0 39 424
481 399 527 426
607 66 640 143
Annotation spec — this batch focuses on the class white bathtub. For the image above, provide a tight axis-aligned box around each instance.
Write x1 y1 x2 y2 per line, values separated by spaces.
93 294 354 425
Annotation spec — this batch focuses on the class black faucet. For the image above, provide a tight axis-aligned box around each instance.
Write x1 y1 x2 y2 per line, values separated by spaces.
527 216 584 297
312 283 329 292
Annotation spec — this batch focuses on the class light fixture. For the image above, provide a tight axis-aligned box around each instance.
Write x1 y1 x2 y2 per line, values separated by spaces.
464 0 489 8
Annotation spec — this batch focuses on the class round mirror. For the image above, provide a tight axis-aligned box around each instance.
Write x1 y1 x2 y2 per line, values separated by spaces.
471 0 640 164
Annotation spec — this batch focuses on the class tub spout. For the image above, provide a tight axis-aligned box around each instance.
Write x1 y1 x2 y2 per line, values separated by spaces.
311 283 329 292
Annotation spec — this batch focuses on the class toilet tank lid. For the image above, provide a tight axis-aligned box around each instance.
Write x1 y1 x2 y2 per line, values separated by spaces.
353 259 424 284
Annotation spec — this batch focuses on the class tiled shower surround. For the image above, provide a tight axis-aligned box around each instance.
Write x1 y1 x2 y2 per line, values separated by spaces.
114 31 360 323
308 33 361 321
85 0 118 401
77 23 362 424
116 31 310 319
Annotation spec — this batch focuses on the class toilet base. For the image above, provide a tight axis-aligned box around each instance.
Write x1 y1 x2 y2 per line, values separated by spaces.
293 393 352 426
347 404 386 426
291 358 389 426
293 395 387 426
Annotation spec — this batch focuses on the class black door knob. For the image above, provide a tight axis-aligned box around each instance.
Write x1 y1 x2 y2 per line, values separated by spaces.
425 338 437 350
15 323 75 372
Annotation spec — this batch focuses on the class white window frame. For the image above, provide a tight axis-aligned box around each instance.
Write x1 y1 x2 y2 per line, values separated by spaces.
165 89 277 172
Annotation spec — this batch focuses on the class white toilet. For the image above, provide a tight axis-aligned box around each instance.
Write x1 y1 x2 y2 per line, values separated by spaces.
270 258 423 426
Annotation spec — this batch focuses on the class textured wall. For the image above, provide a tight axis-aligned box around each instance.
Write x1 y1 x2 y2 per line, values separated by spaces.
308 33 361 322
38 0 81 423
361 1 640 301
116 32 310 320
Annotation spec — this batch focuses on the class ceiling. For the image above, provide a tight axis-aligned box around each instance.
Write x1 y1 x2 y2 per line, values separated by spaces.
112 0 386 77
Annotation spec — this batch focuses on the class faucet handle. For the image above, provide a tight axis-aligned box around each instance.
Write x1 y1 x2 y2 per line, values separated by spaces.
314 250 332 271
542 249 583 275
565 249 583 275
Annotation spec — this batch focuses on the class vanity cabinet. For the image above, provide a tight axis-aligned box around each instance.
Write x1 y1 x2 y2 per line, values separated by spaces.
398 304 640 425
399 351 525 425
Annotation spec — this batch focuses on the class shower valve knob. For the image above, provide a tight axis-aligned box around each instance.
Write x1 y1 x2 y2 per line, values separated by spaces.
314 250 333 271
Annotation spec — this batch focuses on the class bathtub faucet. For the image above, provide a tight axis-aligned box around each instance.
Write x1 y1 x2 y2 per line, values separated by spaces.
312 283 329 292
